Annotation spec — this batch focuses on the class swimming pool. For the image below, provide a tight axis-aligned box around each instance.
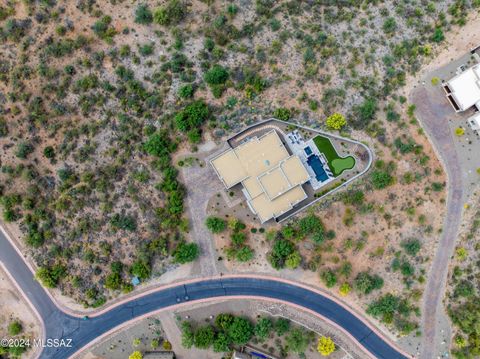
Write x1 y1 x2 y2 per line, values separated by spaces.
304 146 313 156
307 155 329 182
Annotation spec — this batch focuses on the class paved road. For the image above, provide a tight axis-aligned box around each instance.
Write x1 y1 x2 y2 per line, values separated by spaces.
0 230 409 359
411 85 465 358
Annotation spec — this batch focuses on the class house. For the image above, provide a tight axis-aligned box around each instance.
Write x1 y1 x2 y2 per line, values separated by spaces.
144 351 175 359
232 351 251 359
443 63 480 112
468 112 480 135
211 130 310 223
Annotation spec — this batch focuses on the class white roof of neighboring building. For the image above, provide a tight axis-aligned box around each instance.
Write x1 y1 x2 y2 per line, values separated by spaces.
447 64 480 111
468 112 480 130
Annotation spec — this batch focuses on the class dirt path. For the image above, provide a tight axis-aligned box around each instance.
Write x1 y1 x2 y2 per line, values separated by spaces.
181 154 224 277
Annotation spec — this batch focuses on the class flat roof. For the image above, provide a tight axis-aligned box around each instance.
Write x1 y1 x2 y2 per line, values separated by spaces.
447 64 480 111
210 149 247 188
282 155 310 186
249 186 307 223
259 167 291 200
211 130 311 222
234 130 289 178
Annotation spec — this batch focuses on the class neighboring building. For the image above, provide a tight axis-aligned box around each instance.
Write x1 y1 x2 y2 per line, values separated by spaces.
144 351 175 359
443 63 480 112
232 351 251 359
468 112 480 135
211 130 310 223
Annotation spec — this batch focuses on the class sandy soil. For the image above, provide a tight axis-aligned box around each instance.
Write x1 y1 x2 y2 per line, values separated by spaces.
0 266 42 359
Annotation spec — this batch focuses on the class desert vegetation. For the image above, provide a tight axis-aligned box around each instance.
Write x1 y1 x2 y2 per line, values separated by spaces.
0 0 476 336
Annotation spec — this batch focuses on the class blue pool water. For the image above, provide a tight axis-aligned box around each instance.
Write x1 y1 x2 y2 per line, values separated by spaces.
307 155 329 182
304 146 313 156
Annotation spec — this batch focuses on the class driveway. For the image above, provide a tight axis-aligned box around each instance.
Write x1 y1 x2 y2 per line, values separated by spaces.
411 81 467 358
181 158 223 277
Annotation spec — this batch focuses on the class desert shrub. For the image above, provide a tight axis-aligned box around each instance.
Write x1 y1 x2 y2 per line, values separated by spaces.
274 107 291 121
401 238 421 256
204 65 229 84
371 170 394 189
235 246 254 262
431 27 445 43
92 16 116 41
15 142 34 159
352 98 377 129
382 17 397 34
36 265 66 288
154 0 187 26
144 130 177 158
178 84 194 98
321 269 337 288
135 4 153 24
254 317 273 341
8 321 22 336
268 239 295 269
175 100 210 133
286 327 309 354
173 242 199 263
354 272 384 294
110 213 137 231
325 113 346 130
205 216 227 233
130 260 151 280
193 325 215 349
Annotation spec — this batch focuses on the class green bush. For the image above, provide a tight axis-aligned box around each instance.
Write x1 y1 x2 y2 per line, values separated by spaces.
353 98 377 128
8 321 23 336
15 142 34 159
193 325 215 349
273 107 291 121
371 170 394 189
154 0 187 26
431 27 445 43
178 84 194 98
354 272 384 294
175 100 210 133
268 239 295 269
204 65 229 85
131 260 151 280
173 242 199 263
254 317 273 341
228 317 254 345
235 246 254 262
382 17 397 34
401 238 421 256
321 269 337 288
92 16 116 41
135 4 153 24
36 265 66 288
110 213 137 231
205 216 227 233
144 130 177 158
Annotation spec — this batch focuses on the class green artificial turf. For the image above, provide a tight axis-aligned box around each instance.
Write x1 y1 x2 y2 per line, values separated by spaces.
312 135 356 177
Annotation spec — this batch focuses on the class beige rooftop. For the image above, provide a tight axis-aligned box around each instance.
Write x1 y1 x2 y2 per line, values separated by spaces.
211 130 310 223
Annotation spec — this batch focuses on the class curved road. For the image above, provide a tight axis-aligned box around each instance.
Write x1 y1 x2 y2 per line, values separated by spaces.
0 230 409 359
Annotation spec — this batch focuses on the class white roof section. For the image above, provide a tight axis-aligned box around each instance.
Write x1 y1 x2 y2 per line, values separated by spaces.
447 64 480 111
468 112 480 131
